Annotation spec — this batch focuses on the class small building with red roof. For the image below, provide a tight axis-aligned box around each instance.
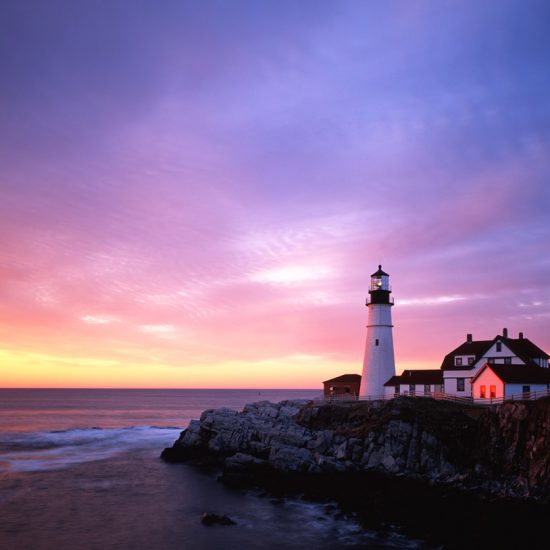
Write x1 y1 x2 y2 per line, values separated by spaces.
323 374 361 397
471 362 550 402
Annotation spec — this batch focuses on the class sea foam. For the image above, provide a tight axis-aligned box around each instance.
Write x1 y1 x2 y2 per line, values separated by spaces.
0 426 182 472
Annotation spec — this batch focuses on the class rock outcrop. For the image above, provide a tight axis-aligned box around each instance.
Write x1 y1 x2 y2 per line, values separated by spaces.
161 396 550 501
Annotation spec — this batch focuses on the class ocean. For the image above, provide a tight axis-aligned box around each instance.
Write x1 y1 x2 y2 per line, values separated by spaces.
0 389 424 550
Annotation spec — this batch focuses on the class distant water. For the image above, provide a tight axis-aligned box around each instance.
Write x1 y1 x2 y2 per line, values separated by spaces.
0 389 425 549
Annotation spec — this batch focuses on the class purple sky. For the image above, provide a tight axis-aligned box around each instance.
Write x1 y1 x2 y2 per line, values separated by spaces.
0 1 549 387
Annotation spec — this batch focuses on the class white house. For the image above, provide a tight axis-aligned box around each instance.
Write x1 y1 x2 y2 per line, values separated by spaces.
440 329 549 398
471 363 550 402
383 369 444 399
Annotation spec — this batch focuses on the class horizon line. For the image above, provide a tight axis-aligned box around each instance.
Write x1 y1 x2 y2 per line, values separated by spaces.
0 386 321 391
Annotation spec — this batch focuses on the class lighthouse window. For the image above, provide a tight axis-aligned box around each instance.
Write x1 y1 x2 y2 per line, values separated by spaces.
375 339 379 346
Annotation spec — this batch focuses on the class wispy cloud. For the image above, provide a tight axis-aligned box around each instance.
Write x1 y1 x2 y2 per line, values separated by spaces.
251 265 334 286
80 315 119 325
399 295 473 307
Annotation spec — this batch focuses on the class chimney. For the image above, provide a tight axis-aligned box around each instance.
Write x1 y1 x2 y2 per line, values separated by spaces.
503 328 508 338
466 333 472 343
519 332 524 340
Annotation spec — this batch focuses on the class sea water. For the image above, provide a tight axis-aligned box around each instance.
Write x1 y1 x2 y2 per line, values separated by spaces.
0 389 424 549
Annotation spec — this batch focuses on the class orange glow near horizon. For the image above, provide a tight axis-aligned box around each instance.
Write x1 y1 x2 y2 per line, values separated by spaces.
0 317 508 390
0 348 365 389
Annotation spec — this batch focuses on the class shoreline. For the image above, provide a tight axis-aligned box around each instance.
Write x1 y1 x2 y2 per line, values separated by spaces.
162 396 550 549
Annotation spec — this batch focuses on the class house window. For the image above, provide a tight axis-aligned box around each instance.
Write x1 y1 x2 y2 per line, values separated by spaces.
522 385 530 396
409 384 416 396
394 385 400 396
424 384 430 395
488 357 495 364
496 342 502 352
468 357 475 365
489 385 496 398
457 378 465 392
455 357 463 366
504 357 511 364
480 385 486 398
375 339 379 346
344 386 350 394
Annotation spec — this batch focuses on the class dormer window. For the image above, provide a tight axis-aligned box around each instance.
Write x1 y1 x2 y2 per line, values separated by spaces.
467 357 475 365
496 342 502 352
455 357 463 366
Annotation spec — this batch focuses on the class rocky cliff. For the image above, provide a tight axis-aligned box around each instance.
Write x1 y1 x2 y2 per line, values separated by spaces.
162 397 550 549
162 396 550 501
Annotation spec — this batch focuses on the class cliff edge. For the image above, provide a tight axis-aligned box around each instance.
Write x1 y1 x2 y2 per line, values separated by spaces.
162 396 550 501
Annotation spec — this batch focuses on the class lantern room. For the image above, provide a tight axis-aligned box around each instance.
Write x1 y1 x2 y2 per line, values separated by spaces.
367 265 393 305
370 265 390 291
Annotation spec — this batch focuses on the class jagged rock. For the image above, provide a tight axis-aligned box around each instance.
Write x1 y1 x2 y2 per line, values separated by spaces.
161 397 550 501
269 444 315 472
224 452 268 472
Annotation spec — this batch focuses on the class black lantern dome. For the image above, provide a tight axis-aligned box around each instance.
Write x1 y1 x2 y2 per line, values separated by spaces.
367 265 393 305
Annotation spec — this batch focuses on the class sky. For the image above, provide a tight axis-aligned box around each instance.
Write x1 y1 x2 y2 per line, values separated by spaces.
0 0 549 389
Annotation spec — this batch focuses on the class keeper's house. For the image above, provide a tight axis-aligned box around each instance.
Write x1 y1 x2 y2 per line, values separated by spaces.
440 329 549 398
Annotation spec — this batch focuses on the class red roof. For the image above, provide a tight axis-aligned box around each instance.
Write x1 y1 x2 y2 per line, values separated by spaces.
440 335 548 371
504 338 549 360
384 369 443 386
440 340 492 371
383 376 401 387
471 363 550 384
323 374 361 384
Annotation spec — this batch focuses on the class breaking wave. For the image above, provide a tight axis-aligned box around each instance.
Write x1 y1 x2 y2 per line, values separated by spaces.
0 425 182 472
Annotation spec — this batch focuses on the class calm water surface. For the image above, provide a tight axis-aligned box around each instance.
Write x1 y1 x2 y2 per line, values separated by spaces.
0 389 425 549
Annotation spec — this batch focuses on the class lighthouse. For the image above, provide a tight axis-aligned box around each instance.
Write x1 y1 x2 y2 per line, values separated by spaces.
359 265 396 398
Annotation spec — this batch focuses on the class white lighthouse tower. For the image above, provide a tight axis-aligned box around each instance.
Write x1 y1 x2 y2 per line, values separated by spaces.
359 265 396 398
